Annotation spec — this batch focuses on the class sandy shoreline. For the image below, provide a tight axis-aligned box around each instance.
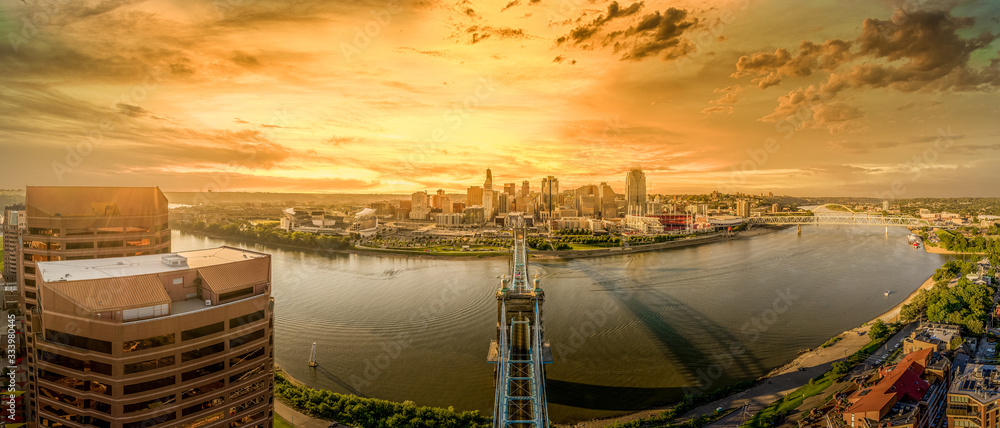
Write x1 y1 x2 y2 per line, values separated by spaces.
923 244 985 256
559 274 937 428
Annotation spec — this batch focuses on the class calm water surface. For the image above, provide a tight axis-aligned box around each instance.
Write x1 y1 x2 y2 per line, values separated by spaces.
172 226 947 422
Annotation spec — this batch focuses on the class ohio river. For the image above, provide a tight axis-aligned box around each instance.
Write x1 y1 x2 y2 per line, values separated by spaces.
171 226 947 423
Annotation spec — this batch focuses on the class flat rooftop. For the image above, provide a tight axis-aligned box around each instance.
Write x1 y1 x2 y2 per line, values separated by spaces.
37 246 268 283
951 364 1000 403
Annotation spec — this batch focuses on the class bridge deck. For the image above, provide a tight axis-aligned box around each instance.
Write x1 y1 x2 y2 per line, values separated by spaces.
494 218 549 428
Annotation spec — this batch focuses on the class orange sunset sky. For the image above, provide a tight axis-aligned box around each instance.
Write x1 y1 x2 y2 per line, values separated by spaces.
1 0 999 196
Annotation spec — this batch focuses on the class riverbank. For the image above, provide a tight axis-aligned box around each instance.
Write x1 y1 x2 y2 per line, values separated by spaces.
534 233 725 259
272 365 492 428
175 226 783 261
559 274 935 428
273 366 335 427
174 229 508 261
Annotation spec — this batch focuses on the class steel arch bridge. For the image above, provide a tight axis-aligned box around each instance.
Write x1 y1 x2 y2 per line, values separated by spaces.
811 203 857 213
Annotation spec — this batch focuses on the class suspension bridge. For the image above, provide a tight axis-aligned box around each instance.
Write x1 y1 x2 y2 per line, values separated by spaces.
488 213 552 428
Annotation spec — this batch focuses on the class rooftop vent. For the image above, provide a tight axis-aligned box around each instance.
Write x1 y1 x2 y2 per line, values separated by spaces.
161 254 187 267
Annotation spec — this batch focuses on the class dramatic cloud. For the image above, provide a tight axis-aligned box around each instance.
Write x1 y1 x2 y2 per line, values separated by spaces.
758 85 865 134
467 25 527 44
615 8 699 61
700 105 733 115
702 85 742 115
731 5 1000 133
710 85 742 104
826 9 999 92
554 3 698 61
734 39 853 88
556 1 645 45
2 0 999 196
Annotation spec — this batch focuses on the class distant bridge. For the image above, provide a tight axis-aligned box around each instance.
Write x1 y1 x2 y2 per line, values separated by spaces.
747 215 932 227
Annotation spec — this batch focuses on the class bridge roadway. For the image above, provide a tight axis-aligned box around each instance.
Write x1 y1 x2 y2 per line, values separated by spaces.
491 214 550 428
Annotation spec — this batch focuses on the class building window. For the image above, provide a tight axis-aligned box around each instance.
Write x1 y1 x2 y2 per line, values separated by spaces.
45 329 112 354
183 362 225 382
227 410 267 427
37 352 111 376
229 380 266 401
38 369 113 396
127 238 152 247
182 322 225 341
123 355 175 374
123 394 177 414
66 242 95 250
39 407 111 428
183 411 226 428
182 396 224 416
38 386 111 412
182 342 226 362
228 395 265 416
28 228 58 236
124 375 176 394
229 363 266 385
96 240 122 248
230 346 265 368
229 310 265 329
122 304 168 321
181 379 225 400
123 333 175 353
229 329 265 349
219 287 254 302
122 411 177 428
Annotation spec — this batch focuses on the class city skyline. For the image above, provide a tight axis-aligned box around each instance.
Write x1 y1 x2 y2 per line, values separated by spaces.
2 1 1000 197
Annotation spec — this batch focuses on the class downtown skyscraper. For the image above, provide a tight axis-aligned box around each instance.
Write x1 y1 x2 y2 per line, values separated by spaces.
625 165 647 217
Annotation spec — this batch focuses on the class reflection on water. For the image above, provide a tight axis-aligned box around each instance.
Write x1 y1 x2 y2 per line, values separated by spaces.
172 226 947 422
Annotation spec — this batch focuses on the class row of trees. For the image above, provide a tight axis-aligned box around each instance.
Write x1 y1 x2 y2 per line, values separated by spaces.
627 233 709 246
275 373 491 428
554 234 622 246
174 220 353 251
553 228 594 236
935 229 1000 256
947 224 1000 236
900 260 996 335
